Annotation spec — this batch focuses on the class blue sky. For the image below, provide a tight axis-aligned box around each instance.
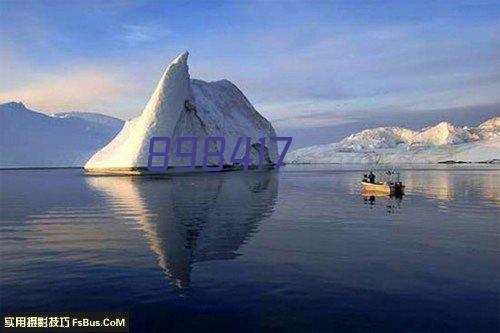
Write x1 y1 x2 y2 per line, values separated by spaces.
1 0 499 128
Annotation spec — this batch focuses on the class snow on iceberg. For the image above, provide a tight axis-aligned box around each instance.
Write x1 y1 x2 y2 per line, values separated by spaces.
286 118 500 164
85 51 278 172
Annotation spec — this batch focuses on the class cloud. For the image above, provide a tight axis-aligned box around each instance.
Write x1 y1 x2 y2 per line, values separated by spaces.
122 23 172 43
272 112 359 128
0 67 134 114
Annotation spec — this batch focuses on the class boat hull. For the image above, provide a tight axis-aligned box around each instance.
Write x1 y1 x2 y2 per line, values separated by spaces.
361 181 395 194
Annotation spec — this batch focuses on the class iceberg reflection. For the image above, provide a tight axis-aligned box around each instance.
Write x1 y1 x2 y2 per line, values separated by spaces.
87 172 278 287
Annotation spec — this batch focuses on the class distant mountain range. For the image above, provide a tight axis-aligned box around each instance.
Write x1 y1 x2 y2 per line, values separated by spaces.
286 118 500 164
276 103 500 150
50 111 124 128
0 102 124 168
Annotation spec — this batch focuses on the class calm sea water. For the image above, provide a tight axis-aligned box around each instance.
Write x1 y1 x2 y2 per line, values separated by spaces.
1 165 499 332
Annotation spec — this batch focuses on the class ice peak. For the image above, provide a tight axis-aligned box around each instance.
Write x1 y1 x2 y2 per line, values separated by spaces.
478 117 500 129
435 121 453 129
158 51 190 86
475 117 500 140
172 51 189 65
420 121 453 133
410 121 473 146
143 51 191 118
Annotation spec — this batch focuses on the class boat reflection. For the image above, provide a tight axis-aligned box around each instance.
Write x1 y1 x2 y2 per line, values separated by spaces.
87 172 278 288
362 191 403 213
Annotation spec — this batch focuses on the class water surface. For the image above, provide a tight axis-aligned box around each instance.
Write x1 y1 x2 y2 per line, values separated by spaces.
1 165 499 332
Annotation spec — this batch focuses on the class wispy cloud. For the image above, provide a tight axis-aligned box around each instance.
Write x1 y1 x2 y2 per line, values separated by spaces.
122 23 172 43
0 67 134 114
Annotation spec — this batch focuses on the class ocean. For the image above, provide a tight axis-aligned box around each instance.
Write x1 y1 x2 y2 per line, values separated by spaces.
1 165 499 332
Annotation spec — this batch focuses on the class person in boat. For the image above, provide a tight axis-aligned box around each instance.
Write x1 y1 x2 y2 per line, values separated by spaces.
368 171 376 184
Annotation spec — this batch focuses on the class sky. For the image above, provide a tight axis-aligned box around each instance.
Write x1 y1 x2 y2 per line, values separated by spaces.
1 0 499 130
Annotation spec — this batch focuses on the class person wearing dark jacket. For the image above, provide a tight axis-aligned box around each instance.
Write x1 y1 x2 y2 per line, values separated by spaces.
368 171 376 184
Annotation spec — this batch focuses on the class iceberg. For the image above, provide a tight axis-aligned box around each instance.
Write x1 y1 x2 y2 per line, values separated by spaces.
286 118 500 164
85 51 278 172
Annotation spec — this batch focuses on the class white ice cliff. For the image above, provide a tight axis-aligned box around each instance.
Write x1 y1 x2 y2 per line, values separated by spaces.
286 118 500 164
85 52 278 171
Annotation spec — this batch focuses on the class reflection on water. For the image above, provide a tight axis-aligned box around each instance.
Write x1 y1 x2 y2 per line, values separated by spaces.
86 172 278 288
1 166 499 332
362 194 403 213
403 169 500 204
404 171 455 201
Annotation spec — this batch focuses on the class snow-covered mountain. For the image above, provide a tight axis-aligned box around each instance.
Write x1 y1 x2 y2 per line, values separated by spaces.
51 111 124 129
336 127 418 151
0 102 124 168
85 51 278 171
472 117 500 140
286 118 499 164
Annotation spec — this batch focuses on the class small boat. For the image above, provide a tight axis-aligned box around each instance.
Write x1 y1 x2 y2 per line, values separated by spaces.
361 170 405 195
361 180 404 195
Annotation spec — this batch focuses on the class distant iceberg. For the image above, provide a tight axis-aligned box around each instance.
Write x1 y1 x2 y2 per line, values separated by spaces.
0 102 124 168
285 118 500 164
85 51 278 172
